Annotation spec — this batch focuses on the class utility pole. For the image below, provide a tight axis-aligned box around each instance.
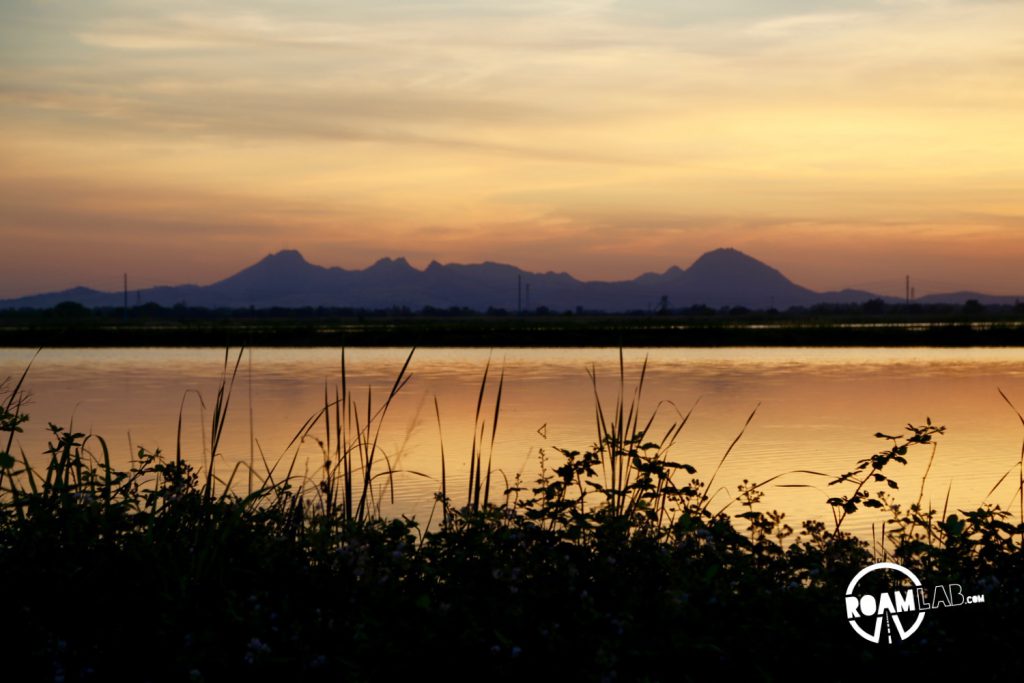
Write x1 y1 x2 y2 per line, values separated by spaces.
905 275 910 305
123 273 128 320
517 274 522 314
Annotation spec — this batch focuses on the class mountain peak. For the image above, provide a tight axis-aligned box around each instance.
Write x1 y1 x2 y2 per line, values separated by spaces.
689 247 761 270
368 256 415 272
261 249 309 265
675 247 812 307
242 249 316 276
209 248 320 291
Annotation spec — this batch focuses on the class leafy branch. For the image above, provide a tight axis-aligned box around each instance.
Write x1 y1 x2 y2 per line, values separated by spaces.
826 419 945 540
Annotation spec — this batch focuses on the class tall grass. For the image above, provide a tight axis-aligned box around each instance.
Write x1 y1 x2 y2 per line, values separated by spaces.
3 346 1022 548
279 347 418 523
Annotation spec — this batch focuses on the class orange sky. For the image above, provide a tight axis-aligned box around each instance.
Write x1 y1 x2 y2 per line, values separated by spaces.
2 1 1024 299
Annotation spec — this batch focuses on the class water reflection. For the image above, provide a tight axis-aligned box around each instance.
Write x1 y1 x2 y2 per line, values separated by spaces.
2 346 1023 537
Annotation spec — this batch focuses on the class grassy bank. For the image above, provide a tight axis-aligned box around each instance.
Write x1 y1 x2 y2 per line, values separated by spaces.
1 351 1022 681
2 301 1023 347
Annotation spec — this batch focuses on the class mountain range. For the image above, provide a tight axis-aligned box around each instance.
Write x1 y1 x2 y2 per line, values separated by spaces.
1 248 1018 312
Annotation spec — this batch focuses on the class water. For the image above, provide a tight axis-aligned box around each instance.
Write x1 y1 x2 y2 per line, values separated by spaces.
3 346 1023 537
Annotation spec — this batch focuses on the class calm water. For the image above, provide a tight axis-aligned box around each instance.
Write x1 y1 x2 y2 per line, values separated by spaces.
3 347 1024 537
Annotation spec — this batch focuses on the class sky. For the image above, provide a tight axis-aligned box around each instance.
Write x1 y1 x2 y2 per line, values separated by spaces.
2 0 1023 299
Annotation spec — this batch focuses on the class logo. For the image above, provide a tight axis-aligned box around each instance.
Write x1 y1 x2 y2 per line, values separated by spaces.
845 562 985 644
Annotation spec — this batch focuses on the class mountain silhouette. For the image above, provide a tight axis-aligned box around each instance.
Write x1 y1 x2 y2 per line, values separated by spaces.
0 248 1007 311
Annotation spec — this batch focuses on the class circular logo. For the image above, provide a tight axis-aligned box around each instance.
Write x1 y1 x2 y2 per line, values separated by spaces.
845 562 924 644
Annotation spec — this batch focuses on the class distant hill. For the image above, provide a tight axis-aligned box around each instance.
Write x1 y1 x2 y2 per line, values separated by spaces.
914 291 1022 306
1 248 1012 312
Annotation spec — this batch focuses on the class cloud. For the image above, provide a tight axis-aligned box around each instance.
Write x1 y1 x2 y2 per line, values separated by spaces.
3 0 1024 296
746 12 866 37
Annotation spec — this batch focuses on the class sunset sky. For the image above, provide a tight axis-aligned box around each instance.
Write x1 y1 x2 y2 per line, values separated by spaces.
2 0 1023 299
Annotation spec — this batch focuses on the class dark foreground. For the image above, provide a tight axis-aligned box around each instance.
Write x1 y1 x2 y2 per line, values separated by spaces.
1 373 1022 681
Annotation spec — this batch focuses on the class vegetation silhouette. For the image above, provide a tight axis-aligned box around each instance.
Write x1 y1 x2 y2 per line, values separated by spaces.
1 349 1022 680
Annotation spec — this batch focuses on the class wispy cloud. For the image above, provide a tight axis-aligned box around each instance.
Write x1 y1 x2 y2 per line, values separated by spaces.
746 12 865 37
